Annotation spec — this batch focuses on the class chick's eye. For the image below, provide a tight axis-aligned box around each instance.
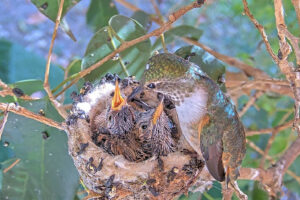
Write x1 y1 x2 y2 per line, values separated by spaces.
108 116 112 121
141 125 148 130
147 83 155 89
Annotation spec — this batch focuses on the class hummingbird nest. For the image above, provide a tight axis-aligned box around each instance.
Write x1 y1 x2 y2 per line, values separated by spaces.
66 74 207 199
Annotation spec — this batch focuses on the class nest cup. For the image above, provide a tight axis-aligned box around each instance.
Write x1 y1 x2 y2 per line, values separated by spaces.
66 74 207 199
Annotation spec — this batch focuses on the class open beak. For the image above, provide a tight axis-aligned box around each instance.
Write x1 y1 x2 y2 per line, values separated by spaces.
111 80 126 111
152 99 164 125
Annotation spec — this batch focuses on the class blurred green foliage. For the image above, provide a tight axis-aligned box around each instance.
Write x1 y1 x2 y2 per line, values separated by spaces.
0 0 299 199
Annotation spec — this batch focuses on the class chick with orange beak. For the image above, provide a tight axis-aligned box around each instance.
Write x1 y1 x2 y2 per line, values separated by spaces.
106 80 136 135
137 98 177 156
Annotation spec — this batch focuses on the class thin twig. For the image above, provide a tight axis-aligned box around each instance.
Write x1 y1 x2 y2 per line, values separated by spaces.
259 131 278 169
160 34 168 53
260 111 292 168
0 103 64 130
242 0 278 62
226 80 294 98
107 27 130 76
279 25 300 67
115 0 164 25
59 66 70 104
54 1 206 98
0 90 38 101
246 119 300 136
239 91 264 117
247 139 274 161
0 104 9 140
150 0 161 17
3 159 21 173
149 0 168 53
222 183 234 200
287 170 300 183
43 0 68 119
181 37 269 79
227 79 289 93
292 0 300 28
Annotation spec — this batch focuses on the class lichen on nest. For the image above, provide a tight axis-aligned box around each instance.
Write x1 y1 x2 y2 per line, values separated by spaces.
66 74 207 199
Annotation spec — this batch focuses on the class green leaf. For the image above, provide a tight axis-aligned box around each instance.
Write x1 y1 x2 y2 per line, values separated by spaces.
82 15 151 82
31 0 81 22
86 0 118 32
0 39 64 87
178 191 201 200
0 171 2 191
0 99 79 200
153 25 203 51
251 182 269 200
131 11 152 31
68 59 82 77
67 59 84 90
269 130 289 156
175 45 226 87
12 80 44 96
0 141 15 163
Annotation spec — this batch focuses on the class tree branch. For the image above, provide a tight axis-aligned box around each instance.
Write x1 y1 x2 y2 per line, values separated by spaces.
246 119 300 136
0 103 64 130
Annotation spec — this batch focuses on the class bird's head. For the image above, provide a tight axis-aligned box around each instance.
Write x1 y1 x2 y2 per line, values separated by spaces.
137 99 164 132
106 80 135 135
143 53 190 83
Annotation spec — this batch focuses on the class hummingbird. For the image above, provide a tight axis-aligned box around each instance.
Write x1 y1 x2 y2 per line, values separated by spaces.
139 53 246 187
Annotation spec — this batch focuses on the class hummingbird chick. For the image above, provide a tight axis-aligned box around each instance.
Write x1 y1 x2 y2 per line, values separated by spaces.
137 99 177 156
106 79 136 135
93 128 150 162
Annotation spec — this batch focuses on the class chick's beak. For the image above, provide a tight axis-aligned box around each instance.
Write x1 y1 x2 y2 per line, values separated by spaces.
152 100 164 125
111 80 126 111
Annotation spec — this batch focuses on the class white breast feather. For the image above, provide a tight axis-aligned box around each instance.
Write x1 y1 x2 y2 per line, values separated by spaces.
176 87 208 155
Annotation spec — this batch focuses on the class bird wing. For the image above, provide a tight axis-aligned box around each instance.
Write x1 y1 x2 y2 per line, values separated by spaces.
200 117 225 182
204 140 225 181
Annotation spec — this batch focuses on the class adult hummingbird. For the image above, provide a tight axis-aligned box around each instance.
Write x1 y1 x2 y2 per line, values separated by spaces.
140 53 246 186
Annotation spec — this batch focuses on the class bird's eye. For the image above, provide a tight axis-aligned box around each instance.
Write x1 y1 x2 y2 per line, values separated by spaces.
108 116 112 121
123 116 127 122
141 125 148 129
147 83 155 89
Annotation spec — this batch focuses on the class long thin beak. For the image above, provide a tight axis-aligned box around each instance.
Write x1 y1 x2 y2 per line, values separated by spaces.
152 99 164 124
111 80 126 111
